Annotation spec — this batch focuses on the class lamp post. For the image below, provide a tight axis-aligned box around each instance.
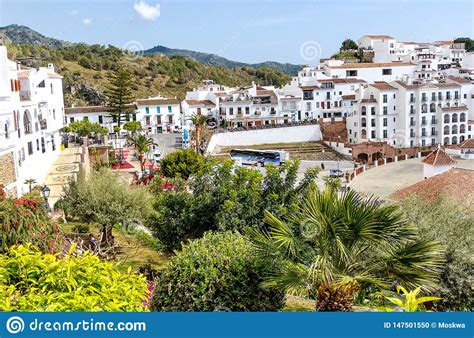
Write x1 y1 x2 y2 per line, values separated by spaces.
41 185 51 212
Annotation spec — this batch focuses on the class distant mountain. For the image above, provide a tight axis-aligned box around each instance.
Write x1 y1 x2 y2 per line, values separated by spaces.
0 24 70 49
143 45 302 75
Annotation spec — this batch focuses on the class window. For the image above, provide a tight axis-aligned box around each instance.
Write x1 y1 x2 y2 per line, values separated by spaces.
382 69 392 75
157 116 161 124
52 109 56 120
168 115 173 123
383 94 388 103
346 70 357 77
229 108 234 115
70 117 74 123
245 107 250 115
168 106 172 113
51 136 55 151
383 118 388 127
145 107 150 114
36 139 40 151
4 121 9 139
383 106 388 115
383 130 388 138
132 114 137 121
27 141 33 155
83 116 88 121
157 107 161 114
98 115 103 124
371 107 375 115
41 137 46 153
237 107 242 115
306 102 311 111
50 83 54 94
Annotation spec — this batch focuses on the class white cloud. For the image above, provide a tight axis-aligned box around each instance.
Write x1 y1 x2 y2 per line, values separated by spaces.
134 1 160 21
82 18 92 26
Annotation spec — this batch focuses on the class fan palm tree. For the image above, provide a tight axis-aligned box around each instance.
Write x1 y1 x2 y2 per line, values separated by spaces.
127 134 157 173
24 178 37 192
250 188 443 311
187 114 211 153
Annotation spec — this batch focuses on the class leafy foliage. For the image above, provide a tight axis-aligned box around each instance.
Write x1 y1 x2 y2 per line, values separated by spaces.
0 244 149 311
250 189 443 310
454 37 474 52
383 286 441 312
151 231 285 311
105 66 136 128
150 159 320 251
340 39 358 51
62 169 152 245
0 192 60 253
123 121 143 134
126 134 157 172
159 149 205 179
64 119 108 137
399 196 473 311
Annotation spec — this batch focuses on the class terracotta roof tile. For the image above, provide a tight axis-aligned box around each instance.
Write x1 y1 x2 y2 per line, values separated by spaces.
185 99 215 106
422 148 456 166
370 81 398 91
441 105 468 112
447 76 471 84
391 168 474 208
330 62 414 69
342 94 356 100
136 98 179 105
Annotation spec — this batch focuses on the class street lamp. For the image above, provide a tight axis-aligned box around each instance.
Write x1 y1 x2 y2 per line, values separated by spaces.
41 185 51 211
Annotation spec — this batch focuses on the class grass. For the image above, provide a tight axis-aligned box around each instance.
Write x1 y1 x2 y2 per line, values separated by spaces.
283 295 315 312
60 221 169 272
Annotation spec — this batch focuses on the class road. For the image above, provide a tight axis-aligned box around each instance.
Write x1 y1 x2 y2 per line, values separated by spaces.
149 132 183 157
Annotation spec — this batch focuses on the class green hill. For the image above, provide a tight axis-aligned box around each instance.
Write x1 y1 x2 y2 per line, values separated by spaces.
7 43 290 107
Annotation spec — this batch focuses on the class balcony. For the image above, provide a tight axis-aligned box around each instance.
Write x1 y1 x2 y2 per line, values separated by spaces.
270 108 276 115
421 96 428 102
438 95 443 100
431 131 438 136
254 111 261 116
410 109 416 115
431 119 438 124
431 97 437 102
409 97 416 103
421 120 427 125
410 121 416 126
410 133 416 138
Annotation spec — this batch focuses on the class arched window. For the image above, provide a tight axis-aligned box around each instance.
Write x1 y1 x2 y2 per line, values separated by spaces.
460 135 465 142
421 104 427 113
444 125 450 135
430 103 436 113
361 106 367 115
361 129 367 139
451 125 458 134
23 110 32 135
460 113 466 122
361 117 366 127
452 113 458 123
444 114 450 123
460 124 466 133
443 137 450 145
452 136 458 144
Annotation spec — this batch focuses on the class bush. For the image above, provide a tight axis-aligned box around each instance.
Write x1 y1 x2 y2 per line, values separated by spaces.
72 223 90 234
159 149 205 179
0 193 61 253
400 197 473 311
0 244 149 311
151 232 284 311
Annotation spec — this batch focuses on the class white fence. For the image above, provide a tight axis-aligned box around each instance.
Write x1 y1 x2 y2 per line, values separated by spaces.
207 125 322 153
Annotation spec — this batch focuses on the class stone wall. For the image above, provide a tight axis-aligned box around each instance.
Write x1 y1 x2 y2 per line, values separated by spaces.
0 152 17 186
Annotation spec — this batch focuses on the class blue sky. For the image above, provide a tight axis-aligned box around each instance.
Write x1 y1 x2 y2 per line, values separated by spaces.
0 0 473 64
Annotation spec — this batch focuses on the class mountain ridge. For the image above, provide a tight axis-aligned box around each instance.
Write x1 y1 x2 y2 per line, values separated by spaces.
0 24 302 75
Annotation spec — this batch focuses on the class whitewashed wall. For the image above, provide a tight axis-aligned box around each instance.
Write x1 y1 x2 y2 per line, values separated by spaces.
207 125 321 153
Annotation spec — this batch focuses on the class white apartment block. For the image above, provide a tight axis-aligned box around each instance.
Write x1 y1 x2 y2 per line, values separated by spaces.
136 97 181 133
347 77 474 147
0 46 64 197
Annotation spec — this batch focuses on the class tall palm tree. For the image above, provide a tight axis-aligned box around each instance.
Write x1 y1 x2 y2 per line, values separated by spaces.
250 188 442 312
187 114 211 153
24 178 37 192
127 134 157 173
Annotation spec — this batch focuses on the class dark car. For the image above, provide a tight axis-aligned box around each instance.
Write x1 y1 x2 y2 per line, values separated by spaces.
329 169 344 178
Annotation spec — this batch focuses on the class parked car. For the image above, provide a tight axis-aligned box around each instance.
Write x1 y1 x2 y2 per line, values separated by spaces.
329 169 344 178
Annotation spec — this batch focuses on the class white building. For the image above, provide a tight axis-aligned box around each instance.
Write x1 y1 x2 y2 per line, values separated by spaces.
422 147 456 179
64 106 118 133
0 46 64 197
135 97 181 133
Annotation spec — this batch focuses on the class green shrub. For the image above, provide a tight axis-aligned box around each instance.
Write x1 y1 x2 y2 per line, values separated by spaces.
72 223 90 234
0 193 61 253
400 197 473 311
0 244 149 311
159 149 205 179
151 231 285 312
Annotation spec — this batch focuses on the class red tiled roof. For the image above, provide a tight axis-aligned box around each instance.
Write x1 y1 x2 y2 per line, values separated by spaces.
422 148 456 166
361 98 377 103
447 76 471 84
341 95 356 100
391 168 474 208
434 40 454 45
330 62 414 69
136 98 179 105
457 138 474 149
370 81 397 91
300 85 319 90
17 70 33 78
185 99 215 106
365 35 394 39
